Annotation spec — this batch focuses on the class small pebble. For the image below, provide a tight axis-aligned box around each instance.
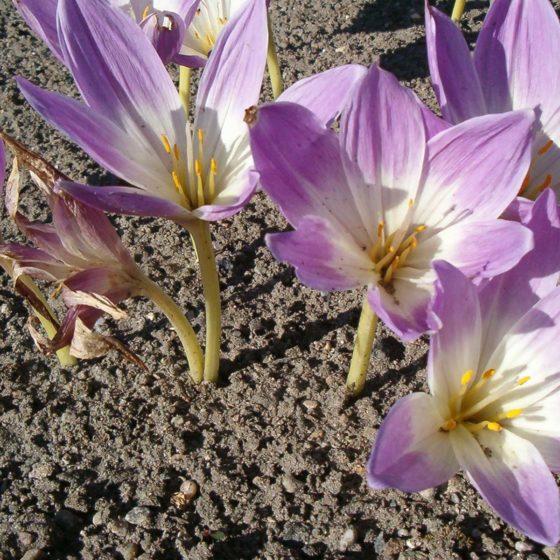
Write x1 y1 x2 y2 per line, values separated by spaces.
281 474 298 494
450 493 461 504
125 507 153 528
515 541 533 553
108 519 131 537
17 532 34 547
180 480 198 500
406 538 421 550
338 526 357 551
418 488 435 500
146 312 155 321
20 551 43 560
117 543 141 560
303 400 318 411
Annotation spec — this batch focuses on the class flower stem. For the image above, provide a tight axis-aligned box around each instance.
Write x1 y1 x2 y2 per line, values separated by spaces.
138 274 204 383
452 0 466 22
346 295 378 396
179 65 192 115
190 219 221 383
18 274 77 367
266 13 283 99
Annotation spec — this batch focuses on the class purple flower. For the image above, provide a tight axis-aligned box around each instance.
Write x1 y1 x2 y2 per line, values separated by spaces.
426 0 560 200
368 190 560 544
247 64 535 340
16 0 268 224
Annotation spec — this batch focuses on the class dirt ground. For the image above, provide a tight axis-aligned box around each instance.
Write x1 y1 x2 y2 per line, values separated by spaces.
1 0 559 558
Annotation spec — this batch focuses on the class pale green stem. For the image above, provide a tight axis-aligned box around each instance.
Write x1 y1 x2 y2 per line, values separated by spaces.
452 0 466 22
137 274 204 383
346 295 378 396
189 220 221 383
266 13 283 99
179 66 192 116
18 275 77 367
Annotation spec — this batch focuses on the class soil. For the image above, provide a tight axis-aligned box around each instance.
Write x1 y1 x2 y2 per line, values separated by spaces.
0 0 559 559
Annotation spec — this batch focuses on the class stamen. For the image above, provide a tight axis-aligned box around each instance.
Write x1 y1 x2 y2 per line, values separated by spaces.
161 134 172 154
208 158 217 201
538 174 552 192
495 408 523 421
173 144 180 161
487 422 502 432
142 5 150 19
415 225 427 233
398 245 413 267
538 140 554 155
374 247 396 272
519 173 531 195
194 31 201 39
408 198 414 208
441 419 457 431
461 370 473 386
172 171 182 193
195 160 205 206
517 376 530 386
467 368 495 394
383 256 400 283
384 232 396 252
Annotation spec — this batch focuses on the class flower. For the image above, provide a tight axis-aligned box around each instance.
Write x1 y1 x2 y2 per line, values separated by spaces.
16 0 268 225
0 135 144 354
425 0 560 200
247 64 535 340
367 190 560 544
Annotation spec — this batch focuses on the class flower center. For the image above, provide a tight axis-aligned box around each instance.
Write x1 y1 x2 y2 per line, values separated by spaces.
368 208 426 285
192 7 228 55
160 129 218 210
440 368 530 434
518 139 555 199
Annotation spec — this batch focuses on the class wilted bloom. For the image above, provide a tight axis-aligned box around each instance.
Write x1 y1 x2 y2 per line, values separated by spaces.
17 0 267 225
425 0 560 200
248 64 535 340
368 190 560 544
15 0 251 67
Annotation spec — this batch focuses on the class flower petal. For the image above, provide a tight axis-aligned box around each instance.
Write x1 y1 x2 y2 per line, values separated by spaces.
451 425 560 545
139 10 186 64
14 0 63 61
278 64 368 127
414 110 535 230
367 392 458 492
0 243 70 281
474 0 560 118
340 65 426 234
248 102 369 246
425 2 486 123
55 182 192 222
266 215 375 292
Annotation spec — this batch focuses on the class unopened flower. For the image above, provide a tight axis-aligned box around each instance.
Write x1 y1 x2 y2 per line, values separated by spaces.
17 0 268 225
425 0 560 200
248 64 535 340
368 191 560 544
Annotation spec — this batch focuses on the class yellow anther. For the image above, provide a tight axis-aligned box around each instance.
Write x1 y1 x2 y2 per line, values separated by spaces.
377 221 384 238
374 247 396 273
198 128 204 143
487 422 502 432
173 144 180 160
142 5 150 19
517 376 530 386
538 140 554 155
415 225 427 233
519 173 531 195
208 158 217 201
504 409 523 419
161 134 172 154
461 370 473 386
171 171 182 192
384 232 396 251
195 159 202 176
383 256 400 283
482 368 495 380
408 198 414 208
194 31 201 39
211 158 217 175
441 419 457 431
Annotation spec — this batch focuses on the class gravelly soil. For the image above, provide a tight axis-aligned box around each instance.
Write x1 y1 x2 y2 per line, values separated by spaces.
1 0 560 558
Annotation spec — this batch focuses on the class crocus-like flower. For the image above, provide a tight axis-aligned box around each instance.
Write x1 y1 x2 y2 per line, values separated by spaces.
14 0 248 67
248 64 535 340
425 0 560 200
16 0 267 224
368 190 560 544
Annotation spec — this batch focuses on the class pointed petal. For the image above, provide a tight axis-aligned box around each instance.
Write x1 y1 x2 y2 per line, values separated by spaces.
278 64 368 127
140 11 186 64
425 2 486 123
475 0 560 118
340 65 426 234
57 0 186 155
367 392 458 492
0 243 70 281
428 261 482 403
55 182 192 222
432 219 533 280
266 215 375 292
14 0 63 61
414 110 535 229
479 190 560 366
418 101 450 139
451 425 560 546
248 102 369 246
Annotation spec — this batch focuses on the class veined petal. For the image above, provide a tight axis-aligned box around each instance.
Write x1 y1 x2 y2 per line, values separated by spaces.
17 78 175 199
425 2 486 123
55 182 192 222
367 392 459 492
418 101 450 139
475 0 560 119
194 0 268 161
479 190 560 367
414 110 535 229
367 272 434 341
430 219 533 281
0 243 71 282
502 197 534 222
278 64 368 127
427 261 482 403
139 10 186 64
57 0 186 157
248 102 370 247
266 215 375 292
451 425 560 545
14 0 64 61
340 65 426 235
